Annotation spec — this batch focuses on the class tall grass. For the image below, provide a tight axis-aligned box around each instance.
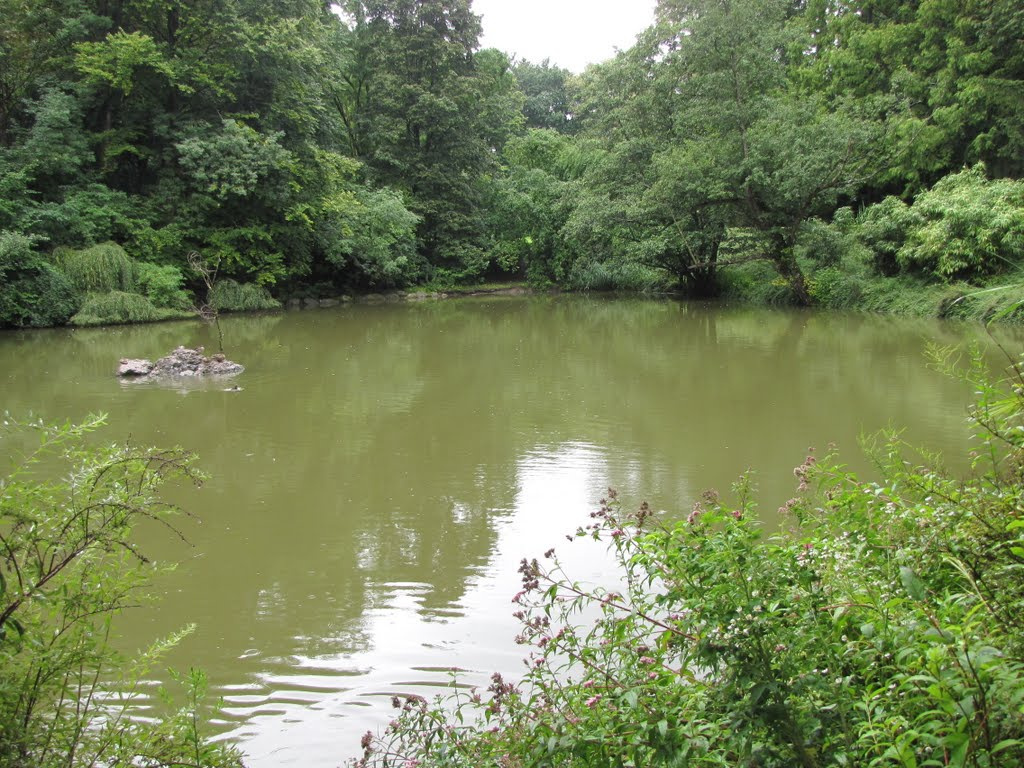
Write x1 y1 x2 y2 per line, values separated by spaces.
70 291 189 326
566 260 667 293
209 279 281 312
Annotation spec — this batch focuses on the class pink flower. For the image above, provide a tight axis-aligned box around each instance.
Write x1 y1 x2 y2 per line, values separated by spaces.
585 695 602 708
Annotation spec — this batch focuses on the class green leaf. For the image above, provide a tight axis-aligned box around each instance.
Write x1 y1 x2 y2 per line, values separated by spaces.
900 566 927 601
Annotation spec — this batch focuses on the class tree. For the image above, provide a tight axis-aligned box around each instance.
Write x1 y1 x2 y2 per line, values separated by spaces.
337 0 522 281
513 58 576 133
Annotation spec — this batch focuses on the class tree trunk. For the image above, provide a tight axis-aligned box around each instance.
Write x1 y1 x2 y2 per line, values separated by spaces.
769 230 811 305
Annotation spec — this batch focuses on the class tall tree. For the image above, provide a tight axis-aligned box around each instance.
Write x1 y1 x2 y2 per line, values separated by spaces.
513 59 576 134
337 0 521 279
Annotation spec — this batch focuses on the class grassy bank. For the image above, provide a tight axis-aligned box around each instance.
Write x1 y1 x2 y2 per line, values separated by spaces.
718 258 1024 324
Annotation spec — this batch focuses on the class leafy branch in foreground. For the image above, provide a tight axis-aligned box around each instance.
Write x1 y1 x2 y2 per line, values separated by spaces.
0 414 243 768
352 351 1024 768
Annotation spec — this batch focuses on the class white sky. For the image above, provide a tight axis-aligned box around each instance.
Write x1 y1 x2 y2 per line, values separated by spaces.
473 0 658 73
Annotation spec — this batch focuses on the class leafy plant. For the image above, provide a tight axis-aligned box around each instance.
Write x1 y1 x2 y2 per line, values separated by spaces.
136 261 193 309
55 241 137 293
896 166 1024 281
70 290 186 326
0 414 243 768
0 231 80 328
209 279 281 312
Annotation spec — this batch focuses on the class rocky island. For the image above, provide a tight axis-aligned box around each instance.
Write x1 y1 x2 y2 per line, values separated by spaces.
117 346 244 379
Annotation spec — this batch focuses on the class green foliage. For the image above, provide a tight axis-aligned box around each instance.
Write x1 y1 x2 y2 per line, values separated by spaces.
209 279 281 312
2 0 1023 314
329 187 423 287
136 262 193 309
30 184 138 247
15 88 91 180
0 414 243 768
513 58 576 133
719 257 796 306
0 231 80 328
176 120 291 200
565 260 666 293
896 166 1024 280
74 31 177 96
857 196 918 277
807 266 866 309
70 291 187 326
338 0 522 277
353 352 1024 768
55 241 136 293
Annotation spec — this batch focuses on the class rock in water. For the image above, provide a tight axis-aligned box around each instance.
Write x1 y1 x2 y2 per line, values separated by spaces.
118 358 155 377
116 346 244 379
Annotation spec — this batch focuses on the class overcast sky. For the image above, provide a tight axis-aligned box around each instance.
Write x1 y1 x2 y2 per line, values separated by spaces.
473 0 657 73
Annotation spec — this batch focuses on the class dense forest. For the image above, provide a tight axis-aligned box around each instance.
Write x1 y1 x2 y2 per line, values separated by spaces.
2 0 1023 328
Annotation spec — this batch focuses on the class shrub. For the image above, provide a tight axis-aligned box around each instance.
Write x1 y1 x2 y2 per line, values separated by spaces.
328 187 425 288
719 258 795 305
136 261 193 309
0 231 80 328
55 241 136 293
209 279 281 312
895 166 1024 281
353 351 1024 768
70 290 181 326
807 264 865 309
857 195 918 277
0 414 243 768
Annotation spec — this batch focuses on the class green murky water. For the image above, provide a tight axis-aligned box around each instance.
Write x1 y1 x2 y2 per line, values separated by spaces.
2 296 1019 765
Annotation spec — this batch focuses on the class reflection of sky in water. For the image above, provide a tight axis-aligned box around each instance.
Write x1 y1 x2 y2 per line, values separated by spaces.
218 442 621 767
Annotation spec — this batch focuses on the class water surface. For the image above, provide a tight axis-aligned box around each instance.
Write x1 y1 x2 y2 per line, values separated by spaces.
1 296 1018 766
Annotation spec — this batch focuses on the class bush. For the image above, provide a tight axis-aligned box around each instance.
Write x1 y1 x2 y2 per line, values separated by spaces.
55 241 136 293
719 258 795 305
0 231 80 328
209 279 281 312
857 195 918 277
70 290 186 326
136 261 193 309
328 187 424 288
888 166 1024 282
353 351 1024 768
0 415 242 768
807 264 866 309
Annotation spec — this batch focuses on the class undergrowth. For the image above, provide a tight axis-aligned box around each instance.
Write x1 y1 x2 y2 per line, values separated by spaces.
210 279 281 312
70 291 192 326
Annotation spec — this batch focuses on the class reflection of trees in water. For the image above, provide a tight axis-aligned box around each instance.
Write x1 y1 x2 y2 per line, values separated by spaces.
2 298 1019 673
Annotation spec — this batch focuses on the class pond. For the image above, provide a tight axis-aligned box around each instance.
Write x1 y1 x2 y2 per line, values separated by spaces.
1 296 1020 766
